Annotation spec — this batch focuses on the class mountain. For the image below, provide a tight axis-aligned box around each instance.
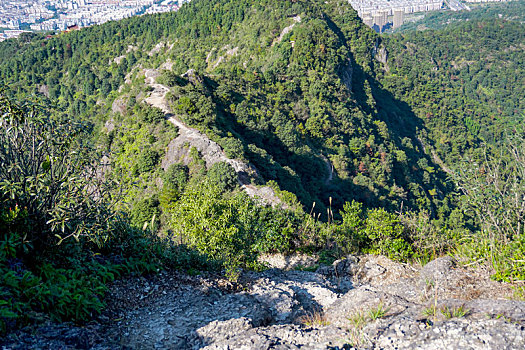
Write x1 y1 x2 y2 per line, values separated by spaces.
1 0 525 338
0 0 453 219
382 14 525 165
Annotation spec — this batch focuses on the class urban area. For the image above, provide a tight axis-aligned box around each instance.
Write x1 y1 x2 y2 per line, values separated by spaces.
0 0 187 41
0 0 516 42
350 0 511 32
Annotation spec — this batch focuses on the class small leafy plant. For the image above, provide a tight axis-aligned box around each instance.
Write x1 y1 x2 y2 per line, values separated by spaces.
347 301 390 331
348 310 367 329
422 305 437 319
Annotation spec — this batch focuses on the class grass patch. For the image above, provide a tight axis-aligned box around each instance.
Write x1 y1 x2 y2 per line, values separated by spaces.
367 302 390 320
298 310 330 327
440 305 469 319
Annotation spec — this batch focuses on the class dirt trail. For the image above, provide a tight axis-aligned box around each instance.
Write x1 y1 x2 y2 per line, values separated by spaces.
5 254 524 349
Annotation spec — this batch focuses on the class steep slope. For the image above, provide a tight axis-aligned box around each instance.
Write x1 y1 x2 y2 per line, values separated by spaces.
0 0 450 219
380 17 525 166
143 67 285 207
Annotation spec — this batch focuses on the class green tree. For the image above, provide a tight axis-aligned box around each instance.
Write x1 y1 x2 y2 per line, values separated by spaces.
137 148 159 174
207 161 238 192
0 92 118 247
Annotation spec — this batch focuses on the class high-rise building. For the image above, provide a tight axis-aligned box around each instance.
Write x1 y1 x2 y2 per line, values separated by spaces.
380 10 389 25
373 13 384 30
393 9 404 28
362 14 374 28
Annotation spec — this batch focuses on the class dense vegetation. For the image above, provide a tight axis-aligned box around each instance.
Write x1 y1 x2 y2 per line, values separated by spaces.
1 0 524 337
382 17 525 165
0 91 213 333
0 0 451 217
397 1 525 32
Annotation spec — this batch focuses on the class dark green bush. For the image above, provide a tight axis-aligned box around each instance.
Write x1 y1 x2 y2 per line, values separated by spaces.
163 163 189 191
137 148 159 173
168 181 259 279
329 201 365 255
362 208 414 261
139 105 165 123
252 208 298 254
131 196 160 229
206 161 238 192
221 137 245 160
158 70 188 87
0 91 117 247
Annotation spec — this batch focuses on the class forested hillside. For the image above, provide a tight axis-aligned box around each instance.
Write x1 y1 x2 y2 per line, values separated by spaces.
381 17 525 165
1 0 524 337
0 0 452 217
397 0 525 32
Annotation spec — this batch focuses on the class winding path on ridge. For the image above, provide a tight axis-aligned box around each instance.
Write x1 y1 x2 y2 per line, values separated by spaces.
144 68 334 192
143 68 285 208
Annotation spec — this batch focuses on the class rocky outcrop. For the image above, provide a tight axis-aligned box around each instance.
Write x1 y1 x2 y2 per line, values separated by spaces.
207 46 239 69
148 41 174 56
3 255 524 349
110 255 525 349
340 59 353 92
111 96 128 115
272 16 302 46
373 39 389 72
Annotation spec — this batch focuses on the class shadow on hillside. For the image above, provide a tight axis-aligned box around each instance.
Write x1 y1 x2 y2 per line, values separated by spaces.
176 22 452 218
346 47 451 215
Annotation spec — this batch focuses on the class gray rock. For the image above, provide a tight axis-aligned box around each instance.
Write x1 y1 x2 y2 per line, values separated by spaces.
375 318 525 349
325 286 415 328
201 324 353 350
258 253 319 271
419 256 456 285
6 255 524 350
193 317 254 348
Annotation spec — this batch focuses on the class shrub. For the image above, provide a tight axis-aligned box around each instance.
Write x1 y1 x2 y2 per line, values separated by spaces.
0 91 118 246
331 201 366 254
163 163 189 191
221 137 245 160
157 69 188 87
452 136 525 286
253 208 298 254
206 161 238 192
168 181 260 279
131 196 160 229
139 105 165 123
137 148 159 173
363 208 413 261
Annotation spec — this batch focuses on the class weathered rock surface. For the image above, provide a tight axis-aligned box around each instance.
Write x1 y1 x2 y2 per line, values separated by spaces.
257 253 319 270
105 255 525 349
3 255 524 349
